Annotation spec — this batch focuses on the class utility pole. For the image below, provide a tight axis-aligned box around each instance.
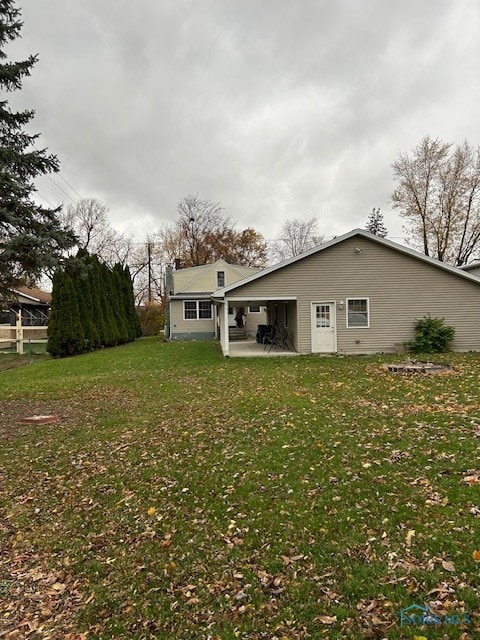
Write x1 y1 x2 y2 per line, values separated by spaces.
147 239 153 302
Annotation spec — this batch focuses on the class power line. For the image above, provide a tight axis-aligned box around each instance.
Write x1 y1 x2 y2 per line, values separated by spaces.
57 173 83 199
44 174 76 203
32 140 83 202
37 191 55 207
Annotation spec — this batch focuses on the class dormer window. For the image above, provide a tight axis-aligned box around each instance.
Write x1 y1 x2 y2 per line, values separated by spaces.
217 271 225 288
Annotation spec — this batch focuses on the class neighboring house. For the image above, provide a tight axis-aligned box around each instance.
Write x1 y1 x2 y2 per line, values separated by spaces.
1 286 51 326
165 259 266 340
0 286 51 352
212 229 480 356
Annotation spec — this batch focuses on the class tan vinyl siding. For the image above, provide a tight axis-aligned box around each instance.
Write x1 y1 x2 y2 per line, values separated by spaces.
177 268 221 293
226 237 480 354
235 266 262 279
169 261 264 340
174 262 261 294
170 300 216 335
174 265 211 293
287 302 298 350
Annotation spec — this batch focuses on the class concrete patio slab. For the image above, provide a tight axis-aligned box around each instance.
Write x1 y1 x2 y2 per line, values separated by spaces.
227 340 299 357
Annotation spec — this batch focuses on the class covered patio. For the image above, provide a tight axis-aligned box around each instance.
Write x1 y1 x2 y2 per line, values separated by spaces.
213 295 298 357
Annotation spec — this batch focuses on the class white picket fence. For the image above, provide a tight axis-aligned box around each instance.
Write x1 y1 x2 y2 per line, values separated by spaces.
0 312 48 354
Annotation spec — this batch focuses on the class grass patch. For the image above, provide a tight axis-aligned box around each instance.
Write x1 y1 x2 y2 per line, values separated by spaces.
0 337 479 638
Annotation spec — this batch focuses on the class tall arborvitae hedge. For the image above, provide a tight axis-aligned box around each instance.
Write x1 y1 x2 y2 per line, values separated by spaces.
47 251 141 357
47 270 85 357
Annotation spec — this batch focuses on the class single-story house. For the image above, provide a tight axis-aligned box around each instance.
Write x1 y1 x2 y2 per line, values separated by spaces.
0 286 51 326
165 259 267 340
211 229 480 356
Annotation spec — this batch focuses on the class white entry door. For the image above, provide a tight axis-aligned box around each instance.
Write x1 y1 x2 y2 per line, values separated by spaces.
311 302 336 353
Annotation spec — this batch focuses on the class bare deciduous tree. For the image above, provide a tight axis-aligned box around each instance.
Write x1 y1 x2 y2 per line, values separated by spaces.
392 136 480 265
59 198 167 305
60 198 134 266
270 216 323 263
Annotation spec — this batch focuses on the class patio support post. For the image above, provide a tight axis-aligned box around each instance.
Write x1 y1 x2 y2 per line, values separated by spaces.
221 299 230 356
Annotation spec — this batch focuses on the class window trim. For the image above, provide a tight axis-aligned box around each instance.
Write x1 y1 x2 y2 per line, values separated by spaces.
184 301 197 320
216 270 225 288
183 300 213 321
248 305 261 313
346 297 370 329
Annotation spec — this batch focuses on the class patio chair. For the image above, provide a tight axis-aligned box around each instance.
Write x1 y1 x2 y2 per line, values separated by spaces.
264 323 291 352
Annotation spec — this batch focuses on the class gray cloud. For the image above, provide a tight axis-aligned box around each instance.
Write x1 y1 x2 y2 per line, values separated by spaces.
8 0 480 244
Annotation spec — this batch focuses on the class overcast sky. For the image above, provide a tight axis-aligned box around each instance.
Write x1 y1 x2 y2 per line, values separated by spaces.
8 0 480 245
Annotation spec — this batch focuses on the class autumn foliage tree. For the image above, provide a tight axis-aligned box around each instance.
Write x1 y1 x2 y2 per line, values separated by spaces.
156 195 267 268
392 136 480 265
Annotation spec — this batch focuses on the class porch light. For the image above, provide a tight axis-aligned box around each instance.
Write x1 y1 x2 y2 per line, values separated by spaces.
339 300 345 310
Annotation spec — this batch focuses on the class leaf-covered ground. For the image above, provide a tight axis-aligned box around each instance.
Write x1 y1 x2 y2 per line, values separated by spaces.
0 337 479 639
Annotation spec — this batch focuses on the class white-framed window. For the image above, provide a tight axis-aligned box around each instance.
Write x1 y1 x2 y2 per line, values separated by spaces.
199 301 212 319
249 305 261 313
184 300 212 320
216 271 225 288
346 298 369 328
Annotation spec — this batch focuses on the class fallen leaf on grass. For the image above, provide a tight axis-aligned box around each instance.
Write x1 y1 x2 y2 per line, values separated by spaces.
315 615 337 624
281 554 304 566
442 560 456 572
472 550 480 562
405 529 415 547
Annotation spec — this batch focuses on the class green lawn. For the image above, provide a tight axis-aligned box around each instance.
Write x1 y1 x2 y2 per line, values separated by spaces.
0 337 479 639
